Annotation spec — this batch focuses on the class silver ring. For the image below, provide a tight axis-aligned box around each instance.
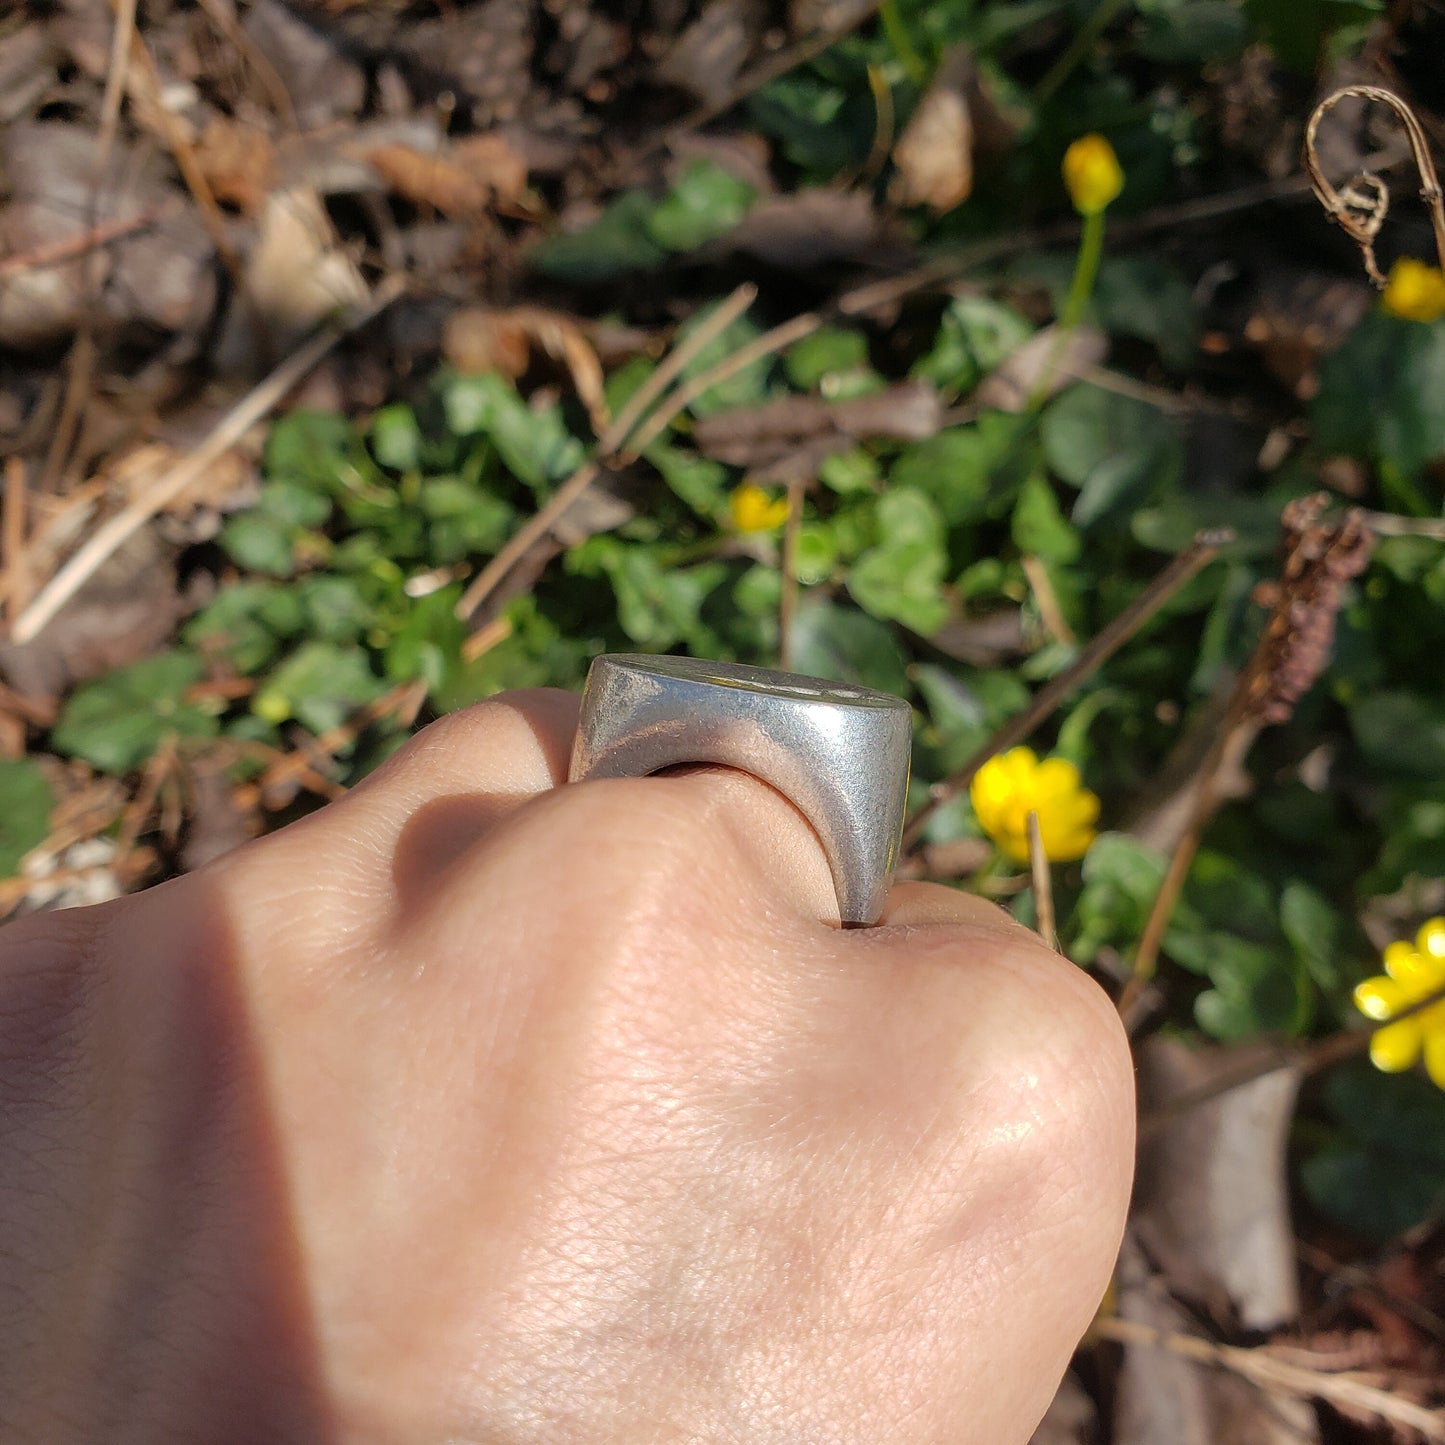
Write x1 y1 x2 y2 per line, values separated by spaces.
567 654 912 926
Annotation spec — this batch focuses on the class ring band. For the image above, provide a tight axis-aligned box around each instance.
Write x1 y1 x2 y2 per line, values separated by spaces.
567 655 912 926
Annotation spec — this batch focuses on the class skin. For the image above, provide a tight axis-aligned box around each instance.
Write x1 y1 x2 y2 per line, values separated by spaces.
0 688 1135 1444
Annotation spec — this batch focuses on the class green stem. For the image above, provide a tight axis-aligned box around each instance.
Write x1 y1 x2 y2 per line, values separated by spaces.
878 0 928 89
1027 208 1106 413
1034 0 1134 105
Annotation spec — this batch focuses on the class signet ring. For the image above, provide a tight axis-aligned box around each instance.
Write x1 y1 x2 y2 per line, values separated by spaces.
567 654 912 926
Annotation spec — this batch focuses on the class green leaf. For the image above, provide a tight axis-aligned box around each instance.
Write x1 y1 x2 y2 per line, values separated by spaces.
786 328 870 390
646 443 730 517
647 161 756 252
1011 471 1081 562
745 74 867 176
0 758 53 878
220 511 298 577
573 538 726 652
265 410 356 490
789 598 910 697
891 412 1033 525
1093 257 1199 369
818 447 881 495
1041 384 1182 529
1281 881 1345 994
1351 691 1445 779
297 575 374 644
674 305 772 418
53 652 218 773
1139 0 1249 63
1301 1061 1445 1239
914 663 1029 773
1314 310 1445 480
185 581 301 673
1069 833 1169 965
530 190 668 282
252 642 385 735
846 487 948 634
370 403 423 472
911 295 1034 397
385 586 468 690
442 373 585 491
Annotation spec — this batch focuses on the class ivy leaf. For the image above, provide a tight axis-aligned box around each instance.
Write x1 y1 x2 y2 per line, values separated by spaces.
1069 833 1168 965
789 598 910 697
530 190 668 282
0 758 53 878
1011 471 1081 563
846 487 948 635
265 410 358 490
1041 384 1182 529
647 161 756 252
573 538 726 652
890 412 1032 525
252 643 385 735
370 403 423 472
53 652 219 773
442 373 585 491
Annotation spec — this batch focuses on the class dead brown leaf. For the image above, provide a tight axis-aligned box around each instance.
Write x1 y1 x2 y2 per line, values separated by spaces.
443 306 610 436
693 380 942 472
245 186 367 342
366 133 528 218
974 324 1109 411
891 59 974 212
194 114 277 215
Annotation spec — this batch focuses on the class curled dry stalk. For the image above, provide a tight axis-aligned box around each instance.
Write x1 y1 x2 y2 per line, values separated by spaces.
1119 496 1376 1022
1304 84 1445 285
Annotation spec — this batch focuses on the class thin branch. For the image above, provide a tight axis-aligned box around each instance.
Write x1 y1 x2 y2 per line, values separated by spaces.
1027 812 1058 951
454 283 759 622
1363 509 1445 539
1091 1316 1445 1440
11 278 405 645
903 531 1229 849
779 478 805 670
1304 85 1445 284
0 205 172 282
2 459 28 623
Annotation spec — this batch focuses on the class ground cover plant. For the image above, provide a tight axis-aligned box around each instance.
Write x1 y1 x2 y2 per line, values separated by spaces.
3 0 1445 1436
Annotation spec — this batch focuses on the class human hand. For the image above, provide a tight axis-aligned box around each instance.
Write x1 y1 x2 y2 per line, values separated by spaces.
0 689 1133 1443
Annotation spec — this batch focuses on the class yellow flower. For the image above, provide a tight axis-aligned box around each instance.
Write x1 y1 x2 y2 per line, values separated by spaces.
1062 134 1124 217
1354 918 1445 1088
1380 257 1445 323
969 746 1100 864
729 483 790 533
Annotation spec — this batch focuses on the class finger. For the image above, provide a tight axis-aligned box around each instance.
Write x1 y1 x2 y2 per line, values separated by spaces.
224 688 580 930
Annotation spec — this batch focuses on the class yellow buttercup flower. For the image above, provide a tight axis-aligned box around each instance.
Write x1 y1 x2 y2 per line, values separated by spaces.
969 746 1100 864
729 483 790 533
1354 918 1445 1088
1381 257 1445 323
1062 134 1124 217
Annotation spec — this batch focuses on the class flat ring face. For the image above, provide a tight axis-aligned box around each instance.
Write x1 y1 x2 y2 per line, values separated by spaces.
568 654 912 926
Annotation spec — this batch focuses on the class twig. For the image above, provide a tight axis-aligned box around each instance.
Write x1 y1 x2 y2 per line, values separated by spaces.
0 205 173 282
1363 510 1445 539
1027 812 1058 951
11 278 404 645
1304 85 1445 285
1138 982 1445 1142
903 531 1229 849
97 0 138 162
1091 1316 1445 1439
454 284 758 621
678 0 883 133
2 458 27 622
779 478 805 670
1033 0 1133 105
623 312 822 458
1021 554 1077 646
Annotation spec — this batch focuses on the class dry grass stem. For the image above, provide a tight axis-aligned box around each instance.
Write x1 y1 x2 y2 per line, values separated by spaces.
903 530 1229 849
1091 1316 1445 1439
1027 812 1058 951
455 283 759 621
1021 554 1077 646
12 278 405 645
2 459 28 622
778 479 805 670
1122 498 1373 1016
1304 85 1445 284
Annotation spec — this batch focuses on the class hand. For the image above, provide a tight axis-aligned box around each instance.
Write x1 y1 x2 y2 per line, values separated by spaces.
0 689 1133 1444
